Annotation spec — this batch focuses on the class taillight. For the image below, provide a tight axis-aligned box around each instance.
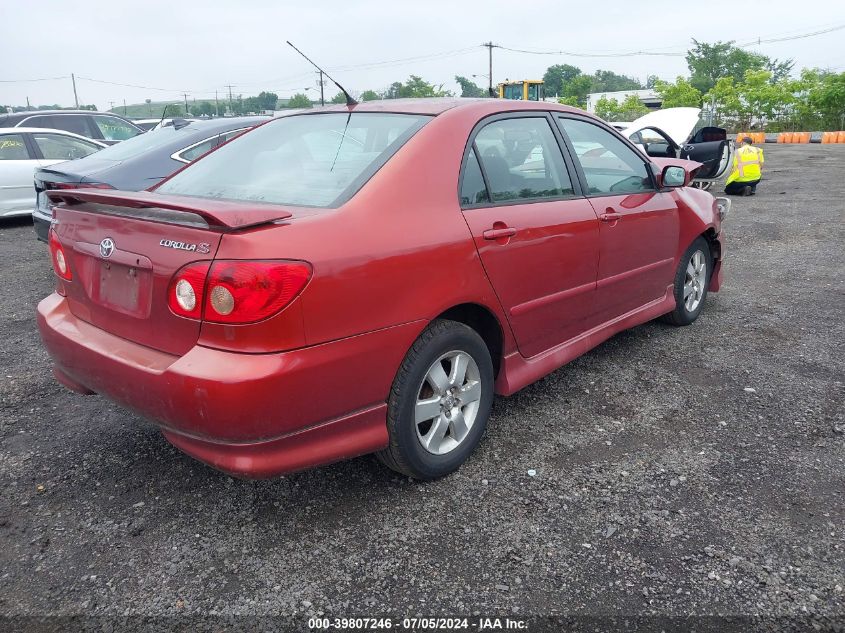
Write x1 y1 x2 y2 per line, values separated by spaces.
168 262 210 319
48 230 72 281
167 260 311 324
205 261 311 324
48 182 114 190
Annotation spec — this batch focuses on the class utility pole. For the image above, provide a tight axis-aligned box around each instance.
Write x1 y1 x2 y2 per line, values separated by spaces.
483 42 497 97
215 90 220 117
182 93 189 116
318 71 325 107
108 100 115 112
71 73 79 108
226 84 235 114
123 99 127 116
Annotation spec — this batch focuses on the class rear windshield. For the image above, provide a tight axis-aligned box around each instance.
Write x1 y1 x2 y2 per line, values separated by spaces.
91 125 195 161
155 113 429 208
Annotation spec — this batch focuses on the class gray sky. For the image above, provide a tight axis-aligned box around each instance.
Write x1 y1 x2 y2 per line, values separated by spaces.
2 0 844 111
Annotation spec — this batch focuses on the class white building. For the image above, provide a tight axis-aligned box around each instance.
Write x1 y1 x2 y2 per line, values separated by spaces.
586 89 661 113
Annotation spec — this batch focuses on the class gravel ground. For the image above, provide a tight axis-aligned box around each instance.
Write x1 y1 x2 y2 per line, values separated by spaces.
0 144 843 632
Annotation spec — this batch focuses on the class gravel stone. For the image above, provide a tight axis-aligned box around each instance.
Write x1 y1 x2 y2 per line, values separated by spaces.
0 145 843 622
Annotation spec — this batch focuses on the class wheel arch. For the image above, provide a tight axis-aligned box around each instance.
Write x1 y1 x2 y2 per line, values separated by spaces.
435 303 504 378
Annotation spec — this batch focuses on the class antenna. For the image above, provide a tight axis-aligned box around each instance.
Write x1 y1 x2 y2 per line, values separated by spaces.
286 41 357 106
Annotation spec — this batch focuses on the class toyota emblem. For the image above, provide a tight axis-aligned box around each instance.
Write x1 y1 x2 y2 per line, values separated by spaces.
99 237 115 258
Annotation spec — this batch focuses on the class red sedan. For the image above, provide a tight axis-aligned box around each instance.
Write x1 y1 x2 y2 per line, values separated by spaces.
38 99 727 480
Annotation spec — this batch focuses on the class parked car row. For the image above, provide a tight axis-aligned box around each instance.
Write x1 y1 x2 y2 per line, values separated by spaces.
32 116 267 240
0 110 144 145
0 116 266 232
0 128 106 218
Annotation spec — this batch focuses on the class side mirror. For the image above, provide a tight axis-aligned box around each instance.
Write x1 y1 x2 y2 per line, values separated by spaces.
661 165 687 188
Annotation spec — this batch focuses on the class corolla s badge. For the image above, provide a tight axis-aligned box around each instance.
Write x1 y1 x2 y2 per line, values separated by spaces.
99 238 115 258
159 239 211 254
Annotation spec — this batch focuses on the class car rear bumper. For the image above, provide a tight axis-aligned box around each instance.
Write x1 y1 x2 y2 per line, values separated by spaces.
36 293 423 477
33 210 50 242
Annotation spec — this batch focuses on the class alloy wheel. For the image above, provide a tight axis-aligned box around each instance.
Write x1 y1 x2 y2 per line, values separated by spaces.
414 350 482 455
683 250 707 312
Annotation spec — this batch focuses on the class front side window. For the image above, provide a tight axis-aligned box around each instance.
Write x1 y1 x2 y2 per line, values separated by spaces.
473 117 573 203
557 117 654 195
157 113 429 208
92 115 141 141
33 133 101 160
0 134 29 160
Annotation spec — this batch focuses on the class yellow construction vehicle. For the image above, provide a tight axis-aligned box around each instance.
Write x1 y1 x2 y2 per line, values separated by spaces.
497 80 544 101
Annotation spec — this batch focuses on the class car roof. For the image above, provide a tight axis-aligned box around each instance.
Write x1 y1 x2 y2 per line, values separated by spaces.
0 126 108 145
305 98 586 117
0 110 137 125
174 116 269 133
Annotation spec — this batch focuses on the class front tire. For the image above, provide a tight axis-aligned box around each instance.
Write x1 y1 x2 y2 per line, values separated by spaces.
662 236 713 326
377 319 494 480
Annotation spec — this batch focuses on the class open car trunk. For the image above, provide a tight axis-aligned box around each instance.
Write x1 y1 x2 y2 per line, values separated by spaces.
47 189 290 356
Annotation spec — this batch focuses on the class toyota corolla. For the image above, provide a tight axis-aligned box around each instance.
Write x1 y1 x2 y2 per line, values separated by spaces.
37 99 727 480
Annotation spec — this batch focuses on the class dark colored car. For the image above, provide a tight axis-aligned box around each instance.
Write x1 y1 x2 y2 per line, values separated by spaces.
0 110 143 145
32 117 267 241
38 99 728 480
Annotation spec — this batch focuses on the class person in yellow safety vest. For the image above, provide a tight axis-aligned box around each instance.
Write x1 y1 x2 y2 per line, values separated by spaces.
725 136 764 196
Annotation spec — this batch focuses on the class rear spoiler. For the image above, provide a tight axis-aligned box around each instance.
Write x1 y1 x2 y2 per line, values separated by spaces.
47 189 292 230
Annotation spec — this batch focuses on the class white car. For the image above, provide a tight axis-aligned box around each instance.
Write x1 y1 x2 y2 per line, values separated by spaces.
617 107 734 188
0 128 105 218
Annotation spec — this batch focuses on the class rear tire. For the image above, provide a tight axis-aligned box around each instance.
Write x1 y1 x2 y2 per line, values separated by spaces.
377 319 494 480
662 236 712 326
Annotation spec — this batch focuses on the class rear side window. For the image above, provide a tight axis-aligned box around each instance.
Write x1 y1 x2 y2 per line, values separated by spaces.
27 114 94 138
178 136 219 162
556 117 654 195
460 148 489 206
157 113 429 208
0 134 29 160
474 117 573 203
33 133 101 160
92 115 141 141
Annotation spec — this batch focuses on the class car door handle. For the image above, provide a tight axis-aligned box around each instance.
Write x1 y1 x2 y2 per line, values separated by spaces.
599 212 622 222
483 227 517 240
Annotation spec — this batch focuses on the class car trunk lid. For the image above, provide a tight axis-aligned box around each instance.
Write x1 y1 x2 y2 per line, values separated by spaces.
48 190 292 356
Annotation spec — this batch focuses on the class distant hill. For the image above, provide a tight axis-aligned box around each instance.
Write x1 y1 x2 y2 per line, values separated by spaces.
111 97 298 119
108 100 184 119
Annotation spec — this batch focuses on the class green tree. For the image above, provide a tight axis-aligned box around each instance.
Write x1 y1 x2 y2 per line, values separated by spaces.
590 70 642 92
190 101 215 117
557 96 582 108
654 77 702 108
0 105 7 114
561 74 593 107
594 95 648 121
543 64 582 97
288 93 313 109
384 76 452 99
686 39 792 95
256 91 279 110
330 92 347 104
455 75 485 98
359 90 381 101
805 70 845 130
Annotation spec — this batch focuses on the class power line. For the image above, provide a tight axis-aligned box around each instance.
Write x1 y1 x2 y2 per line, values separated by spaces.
495 44 685 58
737 24 845 47
0 75 70 83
